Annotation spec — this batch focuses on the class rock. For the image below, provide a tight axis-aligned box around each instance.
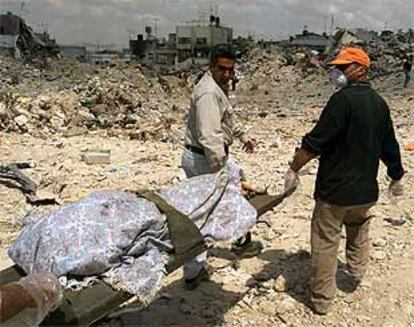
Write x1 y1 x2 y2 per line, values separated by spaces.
90 104 108 116
262 279 275 290
344 292 359 304
264 229 277 241
50 116 65 130
14 114 29 126
274 275 288 292
382 319 406 327
373 238 388 248
38 95 52 108
36 108 52 120
77 110 96 122
82 150 111 165
277 296 296 315
371 250 387 261
63 127 88 138
402 303 414 316
0 102 7 118
360 280 372 288
260 300 276 316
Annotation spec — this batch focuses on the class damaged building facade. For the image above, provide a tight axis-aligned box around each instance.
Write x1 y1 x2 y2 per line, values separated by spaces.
129 27 177 68
176 16 233 65
0 12 22 57
0 12 59 60
288 29 329 52
130 16 233 70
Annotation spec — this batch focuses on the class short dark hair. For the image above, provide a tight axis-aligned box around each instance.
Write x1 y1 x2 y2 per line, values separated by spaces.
210 44 236 65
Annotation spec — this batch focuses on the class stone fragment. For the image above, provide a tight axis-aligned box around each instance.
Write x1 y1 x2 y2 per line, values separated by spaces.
82 150 111 165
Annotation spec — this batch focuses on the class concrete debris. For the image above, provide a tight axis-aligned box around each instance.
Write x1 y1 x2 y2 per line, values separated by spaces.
276 296 297 315
373 238 388 248
274 275 289 292
82 150 111 165
0 57 191 141
371 250 387 261
328 28 414 77
0 12 59 62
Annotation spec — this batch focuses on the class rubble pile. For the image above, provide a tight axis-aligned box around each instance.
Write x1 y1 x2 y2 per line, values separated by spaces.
234 46 331 121
16 18 60 62
238 46 301 90
330 29 414 76
238 46 327 93
0 12 59 62
0 57 191 140
370 30 413 71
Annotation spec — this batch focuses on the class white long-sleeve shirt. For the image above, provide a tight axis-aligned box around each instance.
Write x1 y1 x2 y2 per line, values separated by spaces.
184 71 248 171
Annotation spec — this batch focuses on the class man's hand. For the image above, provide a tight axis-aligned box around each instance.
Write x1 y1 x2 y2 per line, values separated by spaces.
240 181 267 198
389 179 404 197
18 273 63 323
242 140 255 153
284 168 300 194
241 181 255 198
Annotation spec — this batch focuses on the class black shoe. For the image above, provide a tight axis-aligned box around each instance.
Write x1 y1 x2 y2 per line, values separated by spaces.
231 232 263 259
184 267 210 290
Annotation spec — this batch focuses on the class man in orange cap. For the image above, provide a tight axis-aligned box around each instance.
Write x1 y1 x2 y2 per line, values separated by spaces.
283 47 405 314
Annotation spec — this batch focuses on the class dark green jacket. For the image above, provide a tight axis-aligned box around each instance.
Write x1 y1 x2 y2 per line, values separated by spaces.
303 82 404 206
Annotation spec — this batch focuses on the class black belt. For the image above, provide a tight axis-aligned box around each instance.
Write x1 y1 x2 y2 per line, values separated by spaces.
185 144 229 155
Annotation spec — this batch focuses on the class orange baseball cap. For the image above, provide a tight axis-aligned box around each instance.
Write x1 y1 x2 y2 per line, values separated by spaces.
329 47 371 69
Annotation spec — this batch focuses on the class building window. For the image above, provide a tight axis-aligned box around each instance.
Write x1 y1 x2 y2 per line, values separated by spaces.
0 26 4 35
196 37 207 45
178 37 191 44
158 55 167 64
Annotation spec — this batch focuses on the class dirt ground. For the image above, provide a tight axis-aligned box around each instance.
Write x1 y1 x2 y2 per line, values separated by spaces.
1 74 414 326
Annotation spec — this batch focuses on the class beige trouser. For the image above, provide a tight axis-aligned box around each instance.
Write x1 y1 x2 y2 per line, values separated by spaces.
310 199 375 310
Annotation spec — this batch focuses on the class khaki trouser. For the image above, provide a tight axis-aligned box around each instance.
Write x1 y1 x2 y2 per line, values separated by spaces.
310 199 375 310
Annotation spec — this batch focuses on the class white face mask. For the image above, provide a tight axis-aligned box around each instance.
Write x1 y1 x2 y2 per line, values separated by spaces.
329 68 348 88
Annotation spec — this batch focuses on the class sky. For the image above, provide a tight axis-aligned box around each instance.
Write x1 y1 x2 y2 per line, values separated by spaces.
1 0 413 47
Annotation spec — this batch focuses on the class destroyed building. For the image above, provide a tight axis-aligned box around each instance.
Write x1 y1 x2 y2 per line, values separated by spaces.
129 16 233 70
288 29 329 52
59 45 87 60
350 28 379 43
0 12 22 57
129 28 177 68
233 35 256 56
176 16 233 64
87 49 122 65
0 12 59 60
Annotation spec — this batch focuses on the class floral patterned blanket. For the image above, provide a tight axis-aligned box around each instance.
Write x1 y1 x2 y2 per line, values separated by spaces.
9 163 257 304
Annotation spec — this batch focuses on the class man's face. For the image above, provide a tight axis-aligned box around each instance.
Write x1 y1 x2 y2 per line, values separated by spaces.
337 63 366 82
211 57 235 92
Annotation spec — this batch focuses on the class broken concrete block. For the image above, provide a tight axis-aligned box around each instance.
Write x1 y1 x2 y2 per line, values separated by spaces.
82 149 111 165
63 127 88 138
14 114 29 126
0 103 7 118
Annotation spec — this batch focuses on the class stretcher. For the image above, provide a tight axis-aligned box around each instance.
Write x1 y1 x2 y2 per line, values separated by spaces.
0 192 289 326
